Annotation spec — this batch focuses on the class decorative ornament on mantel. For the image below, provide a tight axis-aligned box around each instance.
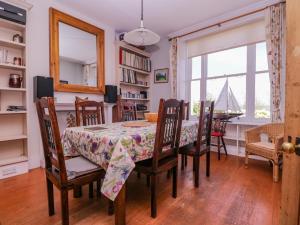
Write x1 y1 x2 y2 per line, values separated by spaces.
124 0 160 46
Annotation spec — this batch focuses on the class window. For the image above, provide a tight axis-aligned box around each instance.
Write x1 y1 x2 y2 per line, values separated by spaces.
255 42 270 119
189 42 270 121
206 46 247 115
207 46 247 77
190 56 201 115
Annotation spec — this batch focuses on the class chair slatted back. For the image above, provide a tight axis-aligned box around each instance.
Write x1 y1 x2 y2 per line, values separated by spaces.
121 101 137 121
196 101 214 154
75 99 105 126
212 119 227 134
152 99 184 169
36 97 68 183
183 102 189 120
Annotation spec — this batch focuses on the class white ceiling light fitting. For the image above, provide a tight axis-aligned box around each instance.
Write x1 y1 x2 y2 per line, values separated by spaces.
124 0 160 46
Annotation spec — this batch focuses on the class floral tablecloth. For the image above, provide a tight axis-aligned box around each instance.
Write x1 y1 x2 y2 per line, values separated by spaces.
62 120 198 201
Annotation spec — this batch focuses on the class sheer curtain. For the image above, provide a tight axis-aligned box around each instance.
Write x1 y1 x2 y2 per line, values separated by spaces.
169 38 178 98
265 3 285 122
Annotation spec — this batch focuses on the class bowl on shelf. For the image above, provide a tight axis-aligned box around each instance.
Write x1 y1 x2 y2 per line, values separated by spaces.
144 112 158 122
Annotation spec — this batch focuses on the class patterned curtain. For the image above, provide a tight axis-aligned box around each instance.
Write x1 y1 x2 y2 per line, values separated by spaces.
169 38 178 98
265 3 285 122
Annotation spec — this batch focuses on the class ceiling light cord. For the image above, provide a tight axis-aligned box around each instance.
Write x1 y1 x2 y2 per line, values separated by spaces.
140 0 144 28
124 0 160 46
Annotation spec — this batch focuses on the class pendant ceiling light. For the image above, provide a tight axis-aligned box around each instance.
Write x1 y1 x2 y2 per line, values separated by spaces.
124 0 160 46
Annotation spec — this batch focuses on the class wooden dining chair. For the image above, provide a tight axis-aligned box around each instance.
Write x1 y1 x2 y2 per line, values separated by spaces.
181 102 190 169
36 97 108 225
179 101 214 187
183 102 190 120
134 98 184 218
121 101 137 121
74 98 113 212
75 98 105 126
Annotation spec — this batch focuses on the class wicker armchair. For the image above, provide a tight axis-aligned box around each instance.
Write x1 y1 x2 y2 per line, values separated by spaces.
245 123 284 182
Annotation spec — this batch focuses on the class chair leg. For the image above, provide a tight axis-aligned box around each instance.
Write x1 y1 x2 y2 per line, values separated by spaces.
206 151 210 177
193 157 196 171
181 154 185 170
46 178 55 216
217 137 221 160
108 199 114 215
194 156 200 188
96 179 101 199
167 169 171 179
245 151 249 168
151 174 157 218
146 175 150 187
273 162 279 182
89 182 94 199
73 185 82 198
60 189 69 225
185 155 188 167
172 166 178 198
221 136 227 156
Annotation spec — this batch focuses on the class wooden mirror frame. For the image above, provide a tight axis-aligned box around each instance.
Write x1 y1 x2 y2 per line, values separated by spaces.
49 8 105 94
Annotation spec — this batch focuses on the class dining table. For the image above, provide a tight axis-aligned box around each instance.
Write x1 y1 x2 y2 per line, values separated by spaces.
62 119 199 225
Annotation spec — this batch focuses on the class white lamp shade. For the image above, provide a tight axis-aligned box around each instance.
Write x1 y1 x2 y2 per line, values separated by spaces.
124 27 160 46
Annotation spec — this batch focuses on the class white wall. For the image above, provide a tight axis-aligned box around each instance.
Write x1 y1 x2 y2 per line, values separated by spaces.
60 59 84 85
26 0 116 169
149 38 171 112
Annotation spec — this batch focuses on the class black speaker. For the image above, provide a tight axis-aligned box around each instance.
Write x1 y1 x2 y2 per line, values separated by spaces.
33 76 54 102
104 85 117 103
0 1 26 25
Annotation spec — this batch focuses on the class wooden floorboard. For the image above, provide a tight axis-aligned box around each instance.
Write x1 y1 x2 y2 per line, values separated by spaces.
0 152 281 225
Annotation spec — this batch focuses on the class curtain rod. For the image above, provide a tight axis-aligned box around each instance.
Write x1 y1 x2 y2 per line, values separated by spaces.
168 1 285 41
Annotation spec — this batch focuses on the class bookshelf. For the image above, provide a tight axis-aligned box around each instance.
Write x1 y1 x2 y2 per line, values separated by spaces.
0 15 28 179
116 41 151 119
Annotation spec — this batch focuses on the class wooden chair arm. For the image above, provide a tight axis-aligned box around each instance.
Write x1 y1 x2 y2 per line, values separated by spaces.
274 135 284 153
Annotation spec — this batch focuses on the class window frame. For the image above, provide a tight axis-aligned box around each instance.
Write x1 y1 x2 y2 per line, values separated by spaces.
187 41 271 123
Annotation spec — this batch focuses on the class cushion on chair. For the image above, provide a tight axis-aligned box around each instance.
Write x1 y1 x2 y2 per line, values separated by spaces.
65 156 100 180
211 131 224 137
247 142 276 159
248 142 275 151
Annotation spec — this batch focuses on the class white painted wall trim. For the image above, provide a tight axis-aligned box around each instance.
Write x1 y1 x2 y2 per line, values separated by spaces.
168 0 284 39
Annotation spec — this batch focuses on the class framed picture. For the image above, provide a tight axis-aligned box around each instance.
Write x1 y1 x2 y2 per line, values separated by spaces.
154 68 169 83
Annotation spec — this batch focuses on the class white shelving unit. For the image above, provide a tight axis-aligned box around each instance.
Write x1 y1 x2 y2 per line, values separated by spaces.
116 41 151 120
0 15 28 179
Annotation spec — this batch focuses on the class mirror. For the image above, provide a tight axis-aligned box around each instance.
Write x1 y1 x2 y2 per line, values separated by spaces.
59 22 97 87
50 8 105 94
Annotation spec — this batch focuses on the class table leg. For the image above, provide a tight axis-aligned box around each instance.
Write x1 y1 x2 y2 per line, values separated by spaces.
115 185 126 225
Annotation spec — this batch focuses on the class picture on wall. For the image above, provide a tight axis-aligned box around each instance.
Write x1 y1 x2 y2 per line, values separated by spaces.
154 68 169 83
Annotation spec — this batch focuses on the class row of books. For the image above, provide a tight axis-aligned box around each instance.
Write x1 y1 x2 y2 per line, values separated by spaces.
119 48 151 72
122 91 148 99
121 68 137 84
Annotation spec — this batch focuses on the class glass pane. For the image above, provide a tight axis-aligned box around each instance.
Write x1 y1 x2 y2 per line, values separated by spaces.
207 46 247 77
206 78 226 102
207 76 246 115
256 42 268 71
192 56 201 79
228 76 246 114
255 73 271 118
190 80 200 115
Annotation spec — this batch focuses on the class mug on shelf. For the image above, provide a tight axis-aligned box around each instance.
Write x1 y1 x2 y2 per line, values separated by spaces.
9 74 23 88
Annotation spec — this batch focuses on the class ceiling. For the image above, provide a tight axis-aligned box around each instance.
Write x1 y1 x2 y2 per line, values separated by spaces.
58 0 262 38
